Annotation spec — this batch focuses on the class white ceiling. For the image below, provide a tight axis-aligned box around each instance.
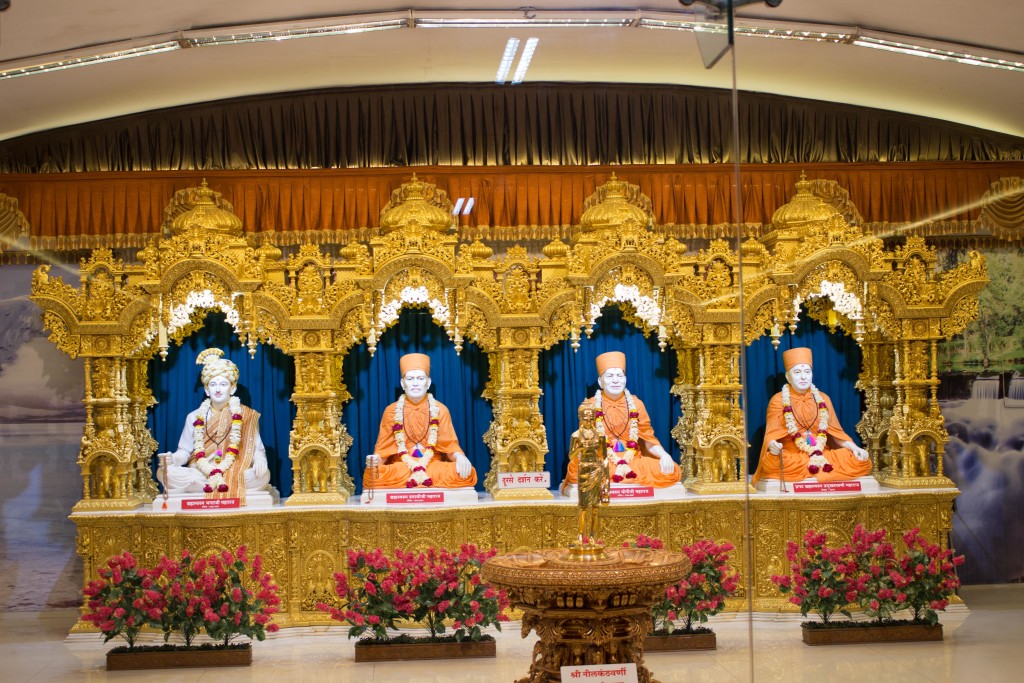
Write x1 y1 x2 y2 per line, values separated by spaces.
0 1 1022 143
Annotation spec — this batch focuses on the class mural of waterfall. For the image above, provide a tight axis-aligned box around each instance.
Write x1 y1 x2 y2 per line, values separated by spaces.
943 393 1024 583
971 375 1002 400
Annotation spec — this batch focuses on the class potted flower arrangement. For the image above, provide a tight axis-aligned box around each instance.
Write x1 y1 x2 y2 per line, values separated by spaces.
771 525 964 645
628 535 740 651
317 543 511 662
82 546 281 669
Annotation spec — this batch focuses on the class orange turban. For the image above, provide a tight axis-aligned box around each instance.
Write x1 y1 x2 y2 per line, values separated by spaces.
596 351 626 376
782 347 813 371
399 353 431 376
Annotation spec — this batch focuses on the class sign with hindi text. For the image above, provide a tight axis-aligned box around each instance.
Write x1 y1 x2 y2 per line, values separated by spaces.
792 481 862 493
385 491 446 504
496 471 551 489
181 498 240 510
609 486 655 499
561 663 638 682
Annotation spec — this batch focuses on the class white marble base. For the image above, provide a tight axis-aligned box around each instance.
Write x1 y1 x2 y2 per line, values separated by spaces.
151 488 279 511
560 482 687 502
358 486 480 507
754 476 880 494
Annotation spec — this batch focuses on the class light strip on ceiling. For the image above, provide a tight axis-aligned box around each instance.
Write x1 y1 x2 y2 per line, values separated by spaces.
187 19 407 47
2 9 1022 80
0 41 182 80
850 36 1023 72
495 38 520 83
511 38 539 84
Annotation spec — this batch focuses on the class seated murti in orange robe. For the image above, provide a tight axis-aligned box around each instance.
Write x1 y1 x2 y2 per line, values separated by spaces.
751 347 872 485
363 398 478 489
563 351 682 489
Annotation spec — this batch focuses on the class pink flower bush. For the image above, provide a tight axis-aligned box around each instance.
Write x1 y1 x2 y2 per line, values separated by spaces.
772 525 964 626
317 544 511 642
628 536 739 633
82 547 281 649
82 552 166 647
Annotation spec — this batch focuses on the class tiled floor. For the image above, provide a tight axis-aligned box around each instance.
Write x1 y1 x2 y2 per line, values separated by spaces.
5 584 1022 682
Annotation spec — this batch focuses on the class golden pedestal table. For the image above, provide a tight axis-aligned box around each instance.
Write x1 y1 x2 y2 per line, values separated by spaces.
482 547 690 683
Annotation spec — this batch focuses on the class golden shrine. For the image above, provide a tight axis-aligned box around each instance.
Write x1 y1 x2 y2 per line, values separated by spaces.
28 172 987 629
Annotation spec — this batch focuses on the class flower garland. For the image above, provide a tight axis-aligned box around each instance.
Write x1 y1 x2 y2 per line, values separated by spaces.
781 384 833 475
191 396 243 493
393 394 439 488
593 389 640 483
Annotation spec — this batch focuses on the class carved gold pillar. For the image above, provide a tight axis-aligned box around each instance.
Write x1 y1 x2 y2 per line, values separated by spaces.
880 320 954 489
76 354 148 510
285 348 353 505
483 336 553 500
670 345 700 483
126 358 159 501
687 326 753 494
855 335 897 475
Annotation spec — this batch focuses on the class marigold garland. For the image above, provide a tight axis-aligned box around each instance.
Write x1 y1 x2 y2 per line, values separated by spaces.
594 389 640 483
192 396 243 493
393 394 439 488
781 384 832 475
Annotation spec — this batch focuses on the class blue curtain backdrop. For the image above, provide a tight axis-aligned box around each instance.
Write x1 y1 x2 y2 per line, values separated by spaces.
148 313 296 495
342 309 492 493
540 307 680 486
744 315 864 473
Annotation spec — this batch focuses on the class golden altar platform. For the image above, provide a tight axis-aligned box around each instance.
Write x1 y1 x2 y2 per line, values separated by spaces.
68 487 957 632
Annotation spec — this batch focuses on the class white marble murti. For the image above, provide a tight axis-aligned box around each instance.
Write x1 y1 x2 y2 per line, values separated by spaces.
561 482 687 502
150 488 279 512
754 476 880 494
358 486 480 507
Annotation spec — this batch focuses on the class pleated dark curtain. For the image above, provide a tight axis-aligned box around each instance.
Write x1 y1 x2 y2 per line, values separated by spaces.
743 316 864 473
3 83 1021 173
148 313 296 496
342 309 492 493
539 307 680 486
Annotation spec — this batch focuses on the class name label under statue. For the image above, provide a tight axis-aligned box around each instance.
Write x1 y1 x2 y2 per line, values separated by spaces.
385 491 446 504
792 481 863 493
497 472 551 489
609 485 654 499
181 498 241 510
562 663 638 682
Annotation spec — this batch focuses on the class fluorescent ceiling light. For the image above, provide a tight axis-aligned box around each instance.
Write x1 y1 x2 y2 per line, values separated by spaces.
495 38 519 84
511 38 539 85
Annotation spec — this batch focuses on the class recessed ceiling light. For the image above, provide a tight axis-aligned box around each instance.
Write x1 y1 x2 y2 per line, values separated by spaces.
495 38 520 84
511 38 539 85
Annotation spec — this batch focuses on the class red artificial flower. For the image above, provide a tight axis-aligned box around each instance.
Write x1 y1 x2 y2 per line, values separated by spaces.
808 465 820 474
203 485 214 493
822 464 834 473
218 484 229 492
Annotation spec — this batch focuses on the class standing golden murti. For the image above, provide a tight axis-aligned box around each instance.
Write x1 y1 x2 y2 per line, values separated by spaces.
569 402 611 561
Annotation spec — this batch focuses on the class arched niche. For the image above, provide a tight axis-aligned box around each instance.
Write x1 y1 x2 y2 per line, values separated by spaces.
341 307 492 492
148 311 296 496
744 314 864 473
539 305 679 487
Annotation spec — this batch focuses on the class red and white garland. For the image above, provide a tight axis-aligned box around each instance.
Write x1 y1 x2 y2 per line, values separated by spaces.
191 396 243 493
594 389 640 483
393 394 440 488
781 384 833 475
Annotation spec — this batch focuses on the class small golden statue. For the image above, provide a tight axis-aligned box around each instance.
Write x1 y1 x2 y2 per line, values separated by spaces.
569 402 610 560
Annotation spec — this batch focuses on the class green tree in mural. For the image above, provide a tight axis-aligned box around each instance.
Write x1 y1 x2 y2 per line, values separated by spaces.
941 247 1024 371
